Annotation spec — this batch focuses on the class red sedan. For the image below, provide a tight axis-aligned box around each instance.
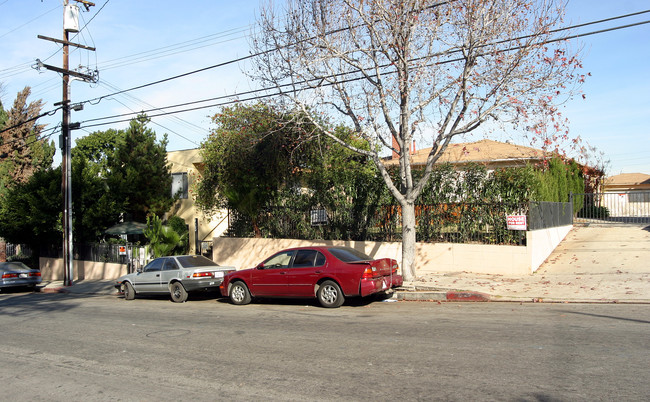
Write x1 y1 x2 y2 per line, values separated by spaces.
220 246 403 308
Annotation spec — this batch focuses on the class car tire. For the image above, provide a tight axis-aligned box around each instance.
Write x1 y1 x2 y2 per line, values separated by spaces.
317 280 344 308
170 282 188 303
122 281 135 300
229 281 251 305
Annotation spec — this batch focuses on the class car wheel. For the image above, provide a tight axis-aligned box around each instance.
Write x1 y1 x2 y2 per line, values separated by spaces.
170 282 188 303
317 280 344 308
229 281 251 305
122 281 135 300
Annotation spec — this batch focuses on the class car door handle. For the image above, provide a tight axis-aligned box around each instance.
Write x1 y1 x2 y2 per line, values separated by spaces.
315 270 322 274
156 274 160 277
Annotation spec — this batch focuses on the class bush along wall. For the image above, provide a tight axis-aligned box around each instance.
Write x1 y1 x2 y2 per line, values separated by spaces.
225 158 584 245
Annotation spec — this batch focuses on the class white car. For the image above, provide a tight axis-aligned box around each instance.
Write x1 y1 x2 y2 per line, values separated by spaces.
115 255 236 303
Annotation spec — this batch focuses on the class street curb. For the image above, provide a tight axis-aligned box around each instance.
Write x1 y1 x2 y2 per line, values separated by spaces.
38 286 70 294
394 290 490 302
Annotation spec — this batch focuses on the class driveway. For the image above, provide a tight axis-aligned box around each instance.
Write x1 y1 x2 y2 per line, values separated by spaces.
539 224 650 275
409 224 650 302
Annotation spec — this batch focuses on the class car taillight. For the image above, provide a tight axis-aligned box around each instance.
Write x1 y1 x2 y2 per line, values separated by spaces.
2 273 19 279
362 266 377 278
192 272 213 278
31 272 41 277
392 264 399 274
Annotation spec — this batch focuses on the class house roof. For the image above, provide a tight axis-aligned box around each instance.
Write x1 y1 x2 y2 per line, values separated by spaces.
605 173 650 186
384 139 548 166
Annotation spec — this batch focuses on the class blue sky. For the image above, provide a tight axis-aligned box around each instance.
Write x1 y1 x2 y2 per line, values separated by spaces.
1 0 649 175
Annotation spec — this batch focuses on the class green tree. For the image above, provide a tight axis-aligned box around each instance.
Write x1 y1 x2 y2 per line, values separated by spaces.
73 128 124 177
0 87 55 197
197 103 320 236
106 115 173 222
71 129 125 242
0 168 61 248
71 157 123 243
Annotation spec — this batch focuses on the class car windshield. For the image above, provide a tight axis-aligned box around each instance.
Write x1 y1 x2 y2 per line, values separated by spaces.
328 247 372 263
176 255 219 268
0 262 31 271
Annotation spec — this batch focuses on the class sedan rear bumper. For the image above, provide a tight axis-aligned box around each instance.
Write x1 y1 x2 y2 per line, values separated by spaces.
181 277 224 292
359 274 403 297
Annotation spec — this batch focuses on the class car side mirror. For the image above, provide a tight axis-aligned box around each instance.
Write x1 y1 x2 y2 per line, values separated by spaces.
136 267 143 273
256 263 265 270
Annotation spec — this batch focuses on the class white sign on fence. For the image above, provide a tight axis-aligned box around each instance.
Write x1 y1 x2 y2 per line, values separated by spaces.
507 215 527 231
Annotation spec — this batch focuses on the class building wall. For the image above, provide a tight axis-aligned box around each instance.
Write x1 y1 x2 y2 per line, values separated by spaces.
166 149 229 254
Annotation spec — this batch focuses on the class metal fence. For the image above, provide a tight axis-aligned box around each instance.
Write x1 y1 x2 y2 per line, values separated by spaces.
5 243 33 261
39 243 146 270
226 202 529 246
528 201 573 230
572 192 650 224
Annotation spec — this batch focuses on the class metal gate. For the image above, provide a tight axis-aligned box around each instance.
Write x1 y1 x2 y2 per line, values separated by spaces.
571 192 650 225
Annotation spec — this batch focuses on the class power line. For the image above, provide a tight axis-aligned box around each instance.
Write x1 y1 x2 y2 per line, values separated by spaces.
75 16 650 130
0 4 59 40
5 9 650 135
77 8 650 109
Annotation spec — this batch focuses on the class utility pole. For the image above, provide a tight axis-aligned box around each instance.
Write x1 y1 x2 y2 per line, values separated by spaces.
37 0 96 286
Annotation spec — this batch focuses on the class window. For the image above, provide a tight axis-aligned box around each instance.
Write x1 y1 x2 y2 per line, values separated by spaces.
177 255 218 268
629 192 650 203
292 250 326 268
171 172 188 199
163 259 180 271
328 247 372 263
263 251 294 269
143 258 164 272
310 208 328 225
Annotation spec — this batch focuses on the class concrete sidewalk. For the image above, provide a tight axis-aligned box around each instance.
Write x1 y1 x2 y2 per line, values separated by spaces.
38 225 650 303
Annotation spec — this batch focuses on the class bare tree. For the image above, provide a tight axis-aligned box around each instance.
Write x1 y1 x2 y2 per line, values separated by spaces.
249 0 583 280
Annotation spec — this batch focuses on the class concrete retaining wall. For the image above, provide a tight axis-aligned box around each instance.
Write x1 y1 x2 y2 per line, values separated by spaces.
40 257 127 281
212 225 572 276
37 225 571 280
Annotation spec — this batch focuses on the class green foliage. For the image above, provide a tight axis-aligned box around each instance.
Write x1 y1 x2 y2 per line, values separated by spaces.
106 115 173 222
72 128 124 177
197 103 325 236
577 205 610 219
144 215 183 258
71 157 122 243
0 168 61 247
0 87 55 198
533 158 585 213
166 215 189 255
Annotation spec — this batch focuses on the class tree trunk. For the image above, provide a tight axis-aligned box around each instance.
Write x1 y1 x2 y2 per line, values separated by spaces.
400 200 417 282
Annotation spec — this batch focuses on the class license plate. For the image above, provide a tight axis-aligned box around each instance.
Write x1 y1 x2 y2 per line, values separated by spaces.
382 278 389 289
19 273 29 278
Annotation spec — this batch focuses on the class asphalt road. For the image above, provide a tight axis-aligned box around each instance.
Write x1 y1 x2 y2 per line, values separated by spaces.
1 291 648 401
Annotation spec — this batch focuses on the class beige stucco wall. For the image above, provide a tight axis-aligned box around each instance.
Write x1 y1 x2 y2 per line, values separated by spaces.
527 225 572 272
36 225 570 280
212 225 571 277
167 149 229 254
40 257 127 281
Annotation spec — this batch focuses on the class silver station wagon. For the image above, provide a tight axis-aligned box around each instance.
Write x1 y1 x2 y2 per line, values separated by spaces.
115 255 236 303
